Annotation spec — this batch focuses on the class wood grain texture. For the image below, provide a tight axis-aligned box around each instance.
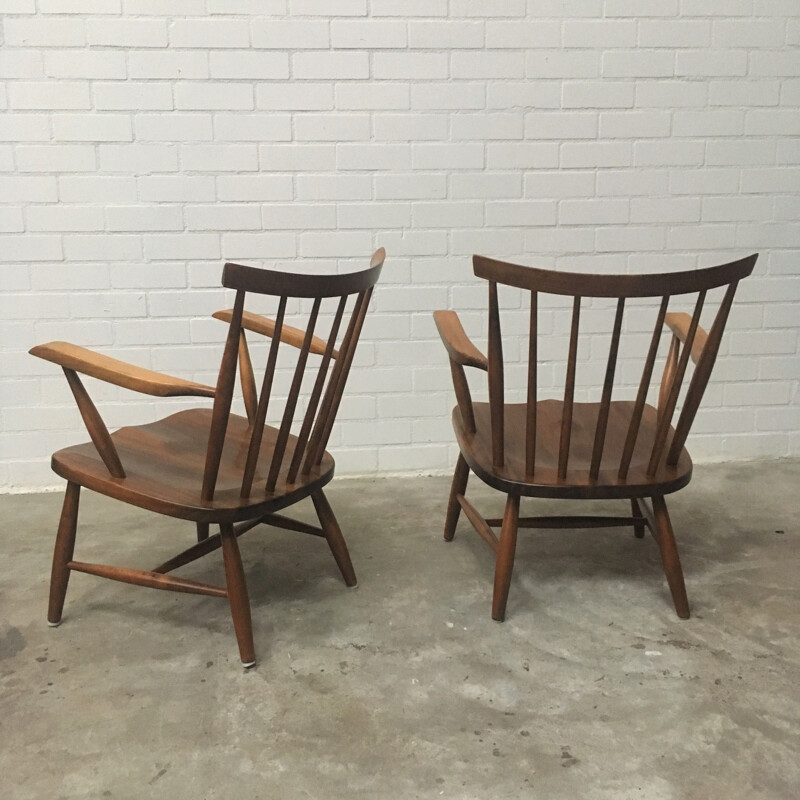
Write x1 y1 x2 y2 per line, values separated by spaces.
30 341 215 397
214 308 335 359
664 312 708 365
433 310 489 370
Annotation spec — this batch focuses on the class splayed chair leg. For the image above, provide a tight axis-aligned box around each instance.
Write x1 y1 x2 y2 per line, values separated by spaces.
196 522 210 543
651 495 690 619
48 481 81 627
312 489 357 587
220 523 256 667
492 493 520 622
444 453 470 542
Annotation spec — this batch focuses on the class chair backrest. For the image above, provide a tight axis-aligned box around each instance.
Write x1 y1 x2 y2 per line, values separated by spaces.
201 249 385 501
472 253 757 481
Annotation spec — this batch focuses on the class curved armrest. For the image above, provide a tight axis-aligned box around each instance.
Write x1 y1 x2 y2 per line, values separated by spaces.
29 342 216 397
433 310 488 371
213 309 335 358
664 313 708 365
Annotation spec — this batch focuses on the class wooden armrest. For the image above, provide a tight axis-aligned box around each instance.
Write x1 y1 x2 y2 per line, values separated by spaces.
433 310 489 371
213 309 335 358
664 313 708 365
29 342 216 398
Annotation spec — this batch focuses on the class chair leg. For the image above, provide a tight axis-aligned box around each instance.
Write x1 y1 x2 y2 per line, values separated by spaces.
631 499 645 538
492 494 520 622
312 489 357 587
196 522 210 543
444 453 469 542
220 523 256 667
651 495 690 620
48 481 81 626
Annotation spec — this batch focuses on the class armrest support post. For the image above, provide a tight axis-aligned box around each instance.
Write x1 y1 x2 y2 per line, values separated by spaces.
63 368 126 478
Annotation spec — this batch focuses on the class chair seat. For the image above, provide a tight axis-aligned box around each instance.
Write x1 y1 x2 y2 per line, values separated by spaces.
51 409 334 523
454 400 692 499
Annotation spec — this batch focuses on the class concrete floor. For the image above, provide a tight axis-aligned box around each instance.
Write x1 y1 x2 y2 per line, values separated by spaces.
1 460 798 800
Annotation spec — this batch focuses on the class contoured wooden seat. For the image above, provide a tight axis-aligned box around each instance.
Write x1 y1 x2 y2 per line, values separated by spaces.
31 249 385 667
435 253 757 622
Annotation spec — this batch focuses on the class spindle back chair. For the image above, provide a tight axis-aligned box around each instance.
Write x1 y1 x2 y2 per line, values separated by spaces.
31 248 385 667
435 252 756 622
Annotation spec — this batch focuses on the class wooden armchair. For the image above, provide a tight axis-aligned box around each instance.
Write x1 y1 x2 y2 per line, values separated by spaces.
435 253 757 622
30 249 385 667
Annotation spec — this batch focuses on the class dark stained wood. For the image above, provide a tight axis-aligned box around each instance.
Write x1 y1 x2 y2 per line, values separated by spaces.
474 252 756 298
558 296 581 480
619 295 669 481
309 287 374 469
31 250 383 667
266 297 321 493
237 330 258 424
63 368 126 479
47 481 80 626
436 252 754 622
433 310 489 370
485 515 645 529
222 249 385 298
658 334 681 421
444 453 470 541
631 499 646 538
525 292 537 476
312 490 357 587
240 295 286 498
220 523 256 666
492 493 520 622
449 359 476 433
590 298 624 481
648 291 705 475
286 295 347 485
667 281 739 466
457 493 499 552
651 495 690 619
214 308 335 359
202 289 246 502
68 560 228 598
29 341 216 398
487 281 505 468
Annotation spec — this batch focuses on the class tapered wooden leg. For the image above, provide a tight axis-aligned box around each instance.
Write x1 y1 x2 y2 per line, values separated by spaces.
651 495 690 619
492 494 520 622
631 499 645 538
444 453 470 542
196 522 209 543
312 489 357 587
220 523 256 667
48 482 81 626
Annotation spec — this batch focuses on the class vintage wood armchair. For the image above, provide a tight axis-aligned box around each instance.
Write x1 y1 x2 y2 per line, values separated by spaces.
434 253 757 622
30 248 385 667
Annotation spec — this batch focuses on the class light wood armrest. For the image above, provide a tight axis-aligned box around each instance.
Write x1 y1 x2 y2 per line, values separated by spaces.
433 310 489 371
213 309 335 358
664 313 708 365
29 341 216 397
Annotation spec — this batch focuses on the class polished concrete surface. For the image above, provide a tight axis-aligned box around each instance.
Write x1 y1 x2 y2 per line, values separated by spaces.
1 460 798 799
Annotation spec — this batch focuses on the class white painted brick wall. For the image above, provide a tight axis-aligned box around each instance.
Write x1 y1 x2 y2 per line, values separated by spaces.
1 3 798 490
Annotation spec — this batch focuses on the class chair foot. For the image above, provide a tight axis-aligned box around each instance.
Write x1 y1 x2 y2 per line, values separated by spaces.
631 499 645 538
492 494 520 622
312 490 357 587
651 495 690 619
47 620 62 628
444 454 469 541
220 524 256 667
48 481 81 627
